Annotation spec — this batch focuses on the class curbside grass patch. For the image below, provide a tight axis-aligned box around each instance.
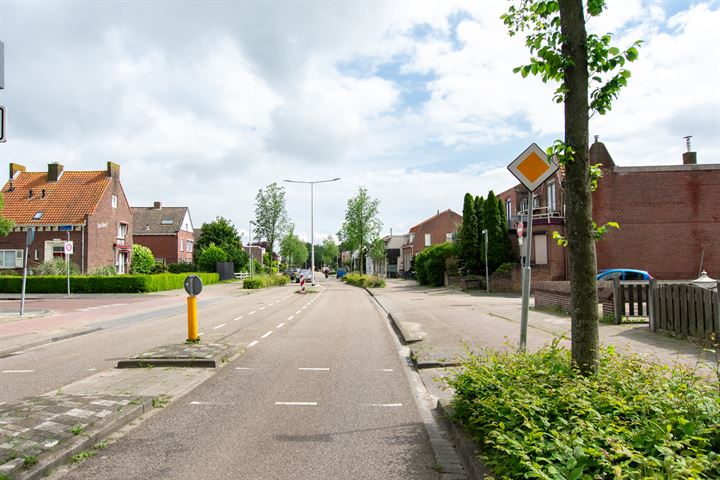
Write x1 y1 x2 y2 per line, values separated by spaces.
343 273 386 288
446 341 720 479
242 274 290 289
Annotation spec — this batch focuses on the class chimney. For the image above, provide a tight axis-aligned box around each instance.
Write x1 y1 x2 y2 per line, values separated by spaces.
107 161 120 179
153 201 162 209
682 136 697 165
589 136 615 169
47 163 64 182
9 163 25 180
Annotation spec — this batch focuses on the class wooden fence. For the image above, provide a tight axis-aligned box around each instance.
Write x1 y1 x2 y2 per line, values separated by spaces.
649 280 720 339
612 279 650 323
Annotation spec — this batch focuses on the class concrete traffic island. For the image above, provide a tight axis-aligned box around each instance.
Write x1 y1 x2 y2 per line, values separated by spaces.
116 342 239 368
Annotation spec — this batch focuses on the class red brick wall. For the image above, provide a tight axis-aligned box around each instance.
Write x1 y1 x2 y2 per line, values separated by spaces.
1 229 85 271
134 230 194 264
410 210 462 255
86 178 133 272
593 165 720 280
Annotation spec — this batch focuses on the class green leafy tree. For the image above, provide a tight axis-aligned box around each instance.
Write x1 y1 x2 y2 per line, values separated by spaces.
254 183 290 255
368 237 386 273
339 187 382 274
194 217 246 271
482 191 504 271
280 227 308 268
458 193 479 274
321 236 339 267
503 0 641 374
474 196 485 269
130 244 155 274
197 243 228 272
0 193 14 236
497 197 514 264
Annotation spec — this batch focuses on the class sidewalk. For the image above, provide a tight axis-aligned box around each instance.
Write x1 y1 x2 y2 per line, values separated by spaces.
0 343 235 479
371 279 716 400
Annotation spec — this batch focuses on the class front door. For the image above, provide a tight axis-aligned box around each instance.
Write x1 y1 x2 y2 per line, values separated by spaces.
117 251 128 274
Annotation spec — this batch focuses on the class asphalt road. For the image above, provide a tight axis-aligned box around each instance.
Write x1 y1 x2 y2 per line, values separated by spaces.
48 280 439 479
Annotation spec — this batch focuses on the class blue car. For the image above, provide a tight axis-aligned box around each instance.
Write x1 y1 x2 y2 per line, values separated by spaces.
336 268 347 279
597 269 653 281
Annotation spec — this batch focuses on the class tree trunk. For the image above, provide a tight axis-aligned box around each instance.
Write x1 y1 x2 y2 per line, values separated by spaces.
560 0 599 375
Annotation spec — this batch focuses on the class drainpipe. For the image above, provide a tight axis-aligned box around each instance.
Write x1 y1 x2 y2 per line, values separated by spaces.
81 222 86 274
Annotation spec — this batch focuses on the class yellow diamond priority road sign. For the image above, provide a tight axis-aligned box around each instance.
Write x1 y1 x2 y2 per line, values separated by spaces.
507 143 558 192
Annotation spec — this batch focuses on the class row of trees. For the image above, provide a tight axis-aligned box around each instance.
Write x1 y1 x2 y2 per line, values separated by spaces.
337 186 383 274
457 190 514 275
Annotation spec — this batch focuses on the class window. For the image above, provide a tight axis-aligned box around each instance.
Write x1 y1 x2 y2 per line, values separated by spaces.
0 250 23 268
187 240 193 253
161 219 173 225
547 181 557 212
111 195 118 208
116 251 128 274
506 199 512 219
34 249 39 261
520 199 528 212
33 212 43 220
532 194 540 209
446 233 453 242
425 233 431 247
179 239 184 252
117 222 128 242
52 246 65 258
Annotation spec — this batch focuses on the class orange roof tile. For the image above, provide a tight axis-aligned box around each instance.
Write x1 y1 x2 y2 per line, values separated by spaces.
1 171 111 225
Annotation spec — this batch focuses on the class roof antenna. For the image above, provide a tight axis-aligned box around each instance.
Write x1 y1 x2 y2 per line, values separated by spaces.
683 135 692 152
594 135 599 143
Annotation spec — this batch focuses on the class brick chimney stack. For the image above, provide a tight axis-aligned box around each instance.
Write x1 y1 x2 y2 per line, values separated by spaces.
153 201 162 209
682 136 697 165
107 162 120 179
9 163 25 180
47 162 64 182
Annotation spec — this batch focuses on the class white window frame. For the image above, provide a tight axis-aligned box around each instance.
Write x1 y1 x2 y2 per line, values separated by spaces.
424 233 431 247
445 233 453 242
111 195 118 209
0 249 23 269
117 222 128 245
44 240 65 262
506 199 512 219
187 240 193 253
547 181 557 212
179 239 184 252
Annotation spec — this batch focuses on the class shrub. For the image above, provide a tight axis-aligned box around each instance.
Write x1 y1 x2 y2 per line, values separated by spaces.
494 262 516 273
197 244 228 272
343 273 386 288
242 274 290 289
168 262 196 274
0 272 219 293
152 262 169 274
447 343 720 479
130 244 155 274
414 242 457 286
34 258 81 276
89 265 117 276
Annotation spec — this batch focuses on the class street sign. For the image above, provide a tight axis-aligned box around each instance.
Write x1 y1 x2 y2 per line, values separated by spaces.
0 106 6 143
507 143 558 192
58 225 73 231
25 228 35 246
64 241 74 255
517 222 524 238
184 275 203 297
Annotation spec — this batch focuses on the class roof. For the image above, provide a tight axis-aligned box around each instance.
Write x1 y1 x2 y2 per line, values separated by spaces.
384 235 404 249
132 206 189 235
2 171 111 225
408 209 461 232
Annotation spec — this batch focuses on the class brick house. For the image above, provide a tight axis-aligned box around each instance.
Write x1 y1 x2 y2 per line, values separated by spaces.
132 202 195 264
497 140 720 280
1 162 133 274
400 209 462 274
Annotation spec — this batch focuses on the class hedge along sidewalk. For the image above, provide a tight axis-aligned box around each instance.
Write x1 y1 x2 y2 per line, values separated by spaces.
0 273 220 294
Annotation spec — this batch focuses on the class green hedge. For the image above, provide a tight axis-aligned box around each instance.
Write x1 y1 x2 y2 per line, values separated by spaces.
0 272 219 293
343 273 386 288
242 274 290 289
447 343 720 479
414 242 457 286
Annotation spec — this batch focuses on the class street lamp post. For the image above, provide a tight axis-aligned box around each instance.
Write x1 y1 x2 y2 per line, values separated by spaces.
248 220 256 276
284 177 340 286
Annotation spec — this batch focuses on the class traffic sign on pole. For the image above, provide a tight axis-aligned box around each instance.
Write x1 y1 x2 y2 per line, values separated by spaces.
507 143 558 192
517 221 524 238
64 241 74 255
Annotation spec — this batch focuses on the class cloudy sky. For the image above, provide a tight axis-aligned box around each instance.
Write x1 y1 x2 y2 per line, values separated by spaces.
0 0 717 244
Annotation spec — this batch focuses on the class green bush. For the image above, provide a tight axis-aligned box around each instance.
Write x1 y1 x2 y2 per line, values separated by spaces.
495 262 516 273
130 244 155 274
168 262 196 274
197 244 228 272
0 272 219 293
447 343 720 479
242 274 290 289
414 242 457 286
343 273 386 288
152 262 169 274
89 265 117 276
34 258 81 276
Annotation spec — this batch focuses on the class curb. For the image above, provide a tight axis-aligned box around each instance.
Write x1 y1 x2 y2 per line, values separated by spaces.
14 396 152 480
362 287 423 345
0 327 103 359
410 348 462 369
436 400 494 480
116 344 239 369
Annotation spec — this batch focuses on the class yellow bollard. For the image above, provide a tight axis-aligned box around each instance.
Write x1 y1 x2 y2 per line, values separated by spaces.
187 296 199 342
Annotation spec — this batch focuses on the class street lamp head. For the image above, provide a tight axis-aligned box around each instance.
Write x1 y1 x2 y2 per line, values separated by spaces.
482 229 488 234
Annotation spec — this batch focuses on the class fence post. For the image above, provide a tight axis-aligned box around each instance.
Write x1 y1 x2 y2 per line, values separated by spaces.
647 279 656 331
613 277 622 325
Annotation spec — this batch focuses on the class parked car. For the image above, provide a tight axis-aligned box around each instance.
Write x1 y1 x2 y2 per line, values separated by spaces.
597 269 652 281
336 268 347 279
296 269 312 283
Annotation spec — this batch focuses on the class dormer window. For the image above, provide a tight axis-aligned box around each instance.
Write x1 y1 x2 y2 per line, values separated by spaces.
28 189 34 199
33 212 43 220
161 219 173 225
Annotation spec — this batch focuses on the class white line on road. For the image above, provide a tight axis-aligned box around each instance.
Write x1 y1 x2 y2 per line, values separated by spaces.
367 403 403 407
276 323 285 329
199 332 205 336
248 311 256 315
248 341 259 347
235 367 252 370
298 368 330 371
213 323 226 330
302 306 307 310
295 310 301 314
259 306 266 311
274 402 317 406
260 331 273 339
287 315 294 321
190 401 211 405
233 316 243 321
2 370 35 373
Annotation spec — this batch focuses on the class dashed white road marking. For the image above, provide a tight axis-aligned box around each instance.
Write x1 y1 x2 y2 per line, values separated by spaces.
190 401 211 405
259 306 266 311
235 367 252 370
76 303 127 312
366 403 403 407
2 370 34 373
260 331 273 339
88 368 97 371
233 316 243 321
213 323 226 330
249 311 257 315
248 340 259 347
295 310 301 314
298 367 330 371
302 306 307 310
287 315 294 321
198 332 205 336
276 323 285 329
274 402 317 406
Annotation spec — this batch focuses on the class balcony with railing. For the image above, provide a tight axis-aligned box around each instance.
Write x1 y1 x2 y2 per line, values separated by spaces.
509 205 564 229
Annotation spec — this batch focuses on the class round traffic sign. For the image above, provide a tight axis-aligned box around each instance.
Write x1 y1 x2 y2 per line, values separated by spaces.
184 275 203 296
517 222 524 237
64 241 74 254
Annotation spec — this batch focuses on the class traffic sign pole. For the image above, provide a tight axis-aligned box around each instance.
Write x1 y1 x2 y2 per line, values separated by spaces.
66 232 71 297
519 187 534 351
